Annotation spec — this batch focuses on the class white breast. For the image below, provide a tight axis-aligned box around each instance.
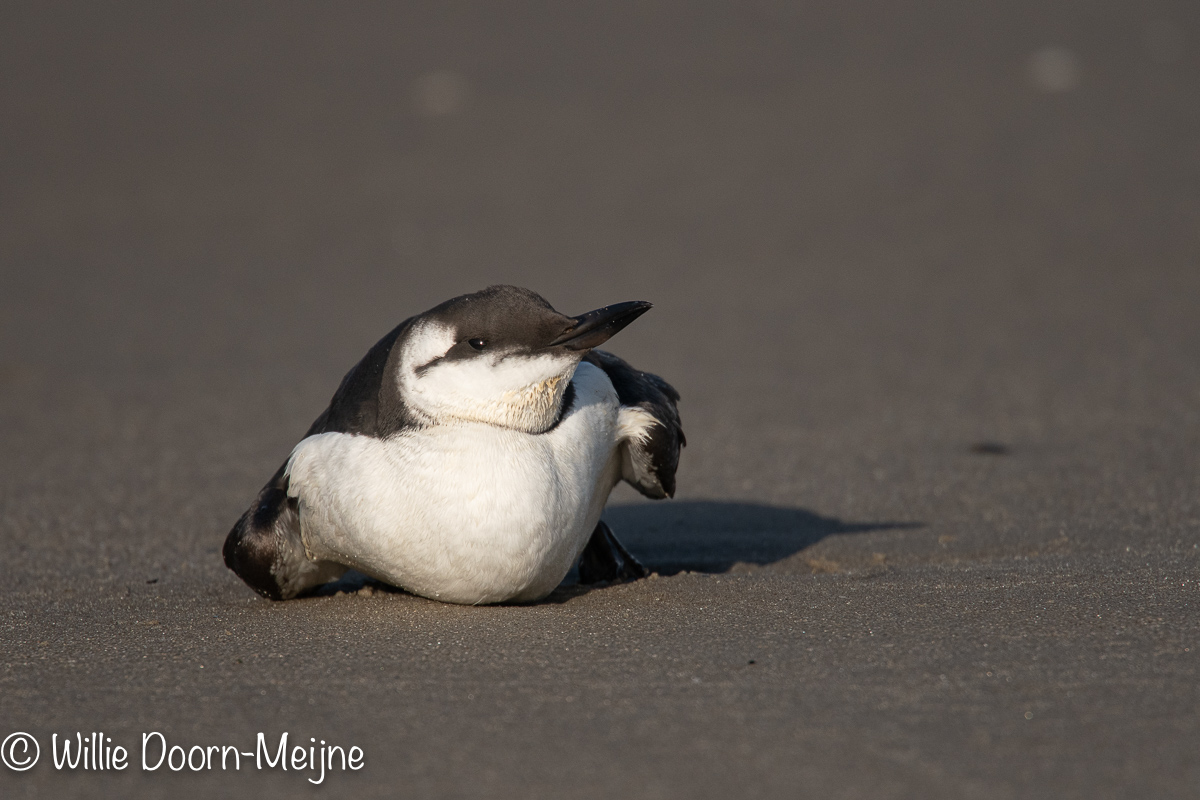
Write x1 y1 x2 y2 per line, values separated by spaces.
285 361 623 604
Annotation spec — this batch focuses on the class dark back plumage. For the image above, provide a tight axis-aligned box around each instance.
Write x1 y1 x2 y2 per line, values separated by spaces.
305 317 419 439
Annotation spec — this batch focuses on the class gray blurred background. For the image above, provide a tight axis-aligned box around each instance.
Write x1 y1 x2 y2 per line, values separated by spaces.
1 2 1198 798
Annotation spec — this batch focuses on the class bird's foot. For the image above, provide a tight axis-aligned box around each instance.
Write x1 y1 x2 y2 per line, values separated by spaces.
578 520 649 584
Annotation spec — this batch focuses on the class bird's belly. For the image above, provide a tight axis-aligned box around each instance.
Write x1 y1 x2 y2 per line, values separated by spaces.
288 393 620 604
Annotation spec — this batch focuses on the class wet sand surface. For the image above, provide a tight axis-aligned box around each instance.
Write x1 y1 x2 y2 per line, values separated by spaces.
2 2 1198 797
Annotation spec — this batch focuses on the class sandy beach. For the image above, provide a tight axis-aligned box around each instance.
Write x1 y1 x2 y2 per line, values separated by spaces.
2 2 1198 796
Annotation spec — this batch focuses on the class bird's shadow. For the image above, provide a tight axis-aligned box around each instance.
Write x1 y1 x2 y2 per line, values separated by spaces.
311 500 920 601
598 500 919 576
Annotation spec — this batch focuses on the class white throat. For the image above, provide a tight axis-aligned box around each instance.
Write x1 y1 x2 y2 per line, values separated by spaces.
398 321 579 433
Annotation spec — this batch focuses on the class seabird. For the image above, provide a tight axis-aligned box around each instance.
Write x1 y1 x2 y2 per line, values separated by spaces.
223 285 685 604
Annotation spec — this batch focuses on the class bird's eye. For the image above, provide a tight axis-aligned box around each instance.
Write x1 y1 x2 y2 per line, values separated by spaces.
468 338 487 351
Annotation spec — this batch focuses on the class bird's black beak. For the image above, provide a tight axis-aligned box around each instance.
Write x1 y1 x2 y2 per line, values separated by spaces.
549 300 653 351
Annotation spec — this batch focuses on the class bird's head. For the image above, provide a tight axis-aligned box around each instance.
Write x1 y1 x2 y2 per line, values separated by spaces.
397 285 650 433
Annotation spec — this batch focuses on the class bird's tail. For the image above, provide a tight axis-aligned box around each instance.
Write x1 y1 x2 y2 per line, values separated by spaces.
223 464 346 600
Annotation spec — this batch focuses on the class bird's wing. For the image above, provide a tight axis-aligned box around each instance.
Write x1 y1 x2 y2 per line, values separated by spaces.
584 348 685 498
223 318 418 599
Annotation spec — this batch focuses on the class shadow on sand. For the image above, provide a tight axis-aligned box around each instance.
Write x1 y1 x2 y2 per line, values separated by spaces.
600 500 920 575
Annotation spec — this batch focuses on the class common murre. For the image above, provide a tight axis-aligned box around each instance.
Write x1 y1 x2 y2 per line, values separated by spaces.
223 285 685 604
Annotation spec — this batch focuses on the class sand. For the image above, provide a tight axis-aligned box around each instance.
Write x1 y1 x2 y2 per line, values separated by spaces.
2 2 1198 796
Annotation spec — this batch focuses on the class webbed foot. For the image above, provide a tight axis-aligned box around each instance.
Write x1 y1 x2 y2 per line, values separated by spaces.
578 520 649 584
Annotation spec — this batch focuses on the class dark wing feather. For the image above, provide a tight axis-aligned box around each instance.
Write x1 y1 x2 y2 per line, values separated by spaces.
584 349 685 498
224 319 419 599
